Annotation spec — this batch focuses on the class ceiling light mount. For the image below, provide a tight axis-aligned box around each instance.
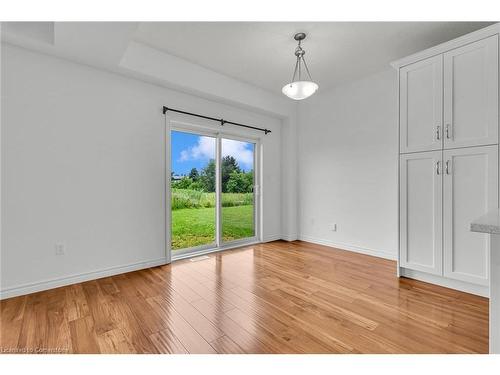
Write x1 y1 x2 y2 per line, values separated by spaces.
282 32 319 100
294 32 306 42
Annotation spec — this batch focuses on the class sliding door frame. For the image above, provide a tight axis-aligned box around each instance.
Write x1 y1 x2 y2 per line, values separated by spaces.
165 116 262 261
169 125 218 258
218 132 260 248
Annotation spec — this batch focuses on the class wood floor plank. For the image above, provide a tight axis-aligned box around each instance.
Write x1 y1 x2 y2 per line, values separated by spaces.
149 328 188 354
46 289 72 353
146 296 216 354
96 328 136 354
80 281 117 335
68 316 100 354
190 299 276 353
0 240 489 354
0 295 27 351
148 267 204 303
160 287 225 343
106 292 160 354
210 335 247 354
65 284 90 322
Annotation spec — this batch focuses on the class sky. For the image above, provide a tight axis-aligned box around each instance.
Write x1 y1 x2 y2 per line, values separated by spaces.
171 130 254 175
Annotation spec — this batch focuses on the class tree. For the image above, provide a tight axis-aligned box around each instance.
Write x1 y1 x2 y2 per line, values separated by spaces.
172 176 193 189
243 170 253 192
189 168 199 181
227 171 253 193
196 157 250 193
226 172 246 193
200 159 216 192
221 156 241 192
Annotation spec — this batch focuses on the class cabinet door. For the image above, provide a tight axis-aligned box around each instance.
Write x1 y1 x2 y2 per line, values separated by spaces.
400 55 443 153
444 35 498 149
443 145 498 285
400 151 443 274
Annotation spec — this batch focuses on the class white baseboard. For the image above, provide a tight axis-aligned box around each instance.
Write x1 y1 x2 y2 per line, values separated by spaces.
281 234 298 242
298 235 397 261
0 257 169 300
400 268 489 298
262 234 283 242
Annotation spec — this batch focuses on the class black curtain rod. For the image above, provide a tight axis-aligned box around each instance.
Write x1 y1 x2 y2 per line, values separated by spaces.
162 106 271 135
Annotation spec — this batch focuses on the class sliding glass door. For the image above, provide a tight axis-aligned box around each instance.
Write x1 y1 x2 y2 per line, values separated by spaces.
170 130 217 252
169 128 258 257
220 138 255 244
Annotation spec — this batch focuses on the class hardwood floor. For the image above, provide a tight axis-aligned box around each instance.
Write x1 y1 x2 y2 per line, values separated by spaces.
0 241 489 354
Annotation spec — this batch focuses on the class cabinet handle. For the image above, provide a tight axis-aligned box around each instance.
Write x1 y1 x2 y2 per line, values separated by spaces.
436 161 440 175
446 124 452 139
445 160 450 175
436 125 441 141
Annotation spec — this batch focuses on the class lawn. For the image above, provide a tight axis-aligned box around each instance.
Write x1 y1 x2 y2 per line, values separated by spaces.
171 204 254 250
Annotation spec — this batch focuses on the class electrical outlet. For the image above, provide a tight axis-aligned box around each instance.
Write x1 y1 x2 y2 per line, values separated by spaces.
330 223 337 231
55 243 65 255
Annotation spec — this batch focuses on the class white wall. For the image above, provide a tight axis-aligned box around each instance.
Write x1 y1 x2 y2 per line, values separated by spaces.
297 68 398 259
120 41 294 119
0 44 283 298
1 42 399 299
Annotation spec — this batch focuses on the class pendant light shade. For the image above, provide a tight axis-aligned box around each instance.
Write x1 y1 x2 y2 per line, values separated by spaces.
282 32 319 100
282 81 319 100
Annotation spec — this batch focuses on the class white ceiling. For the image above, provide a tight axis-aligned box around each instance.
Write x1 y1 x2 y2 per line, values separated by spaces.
133 22 494 92
2 22 495 99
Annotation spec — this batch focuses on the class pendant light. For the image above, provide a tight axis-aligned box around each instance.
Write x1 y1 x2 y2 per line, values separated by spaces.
282 32 319 100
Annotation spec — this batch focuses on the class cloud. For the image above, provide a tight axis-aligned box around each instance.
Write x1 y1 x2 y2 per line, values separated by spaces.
178 136 254 170
179 136 215 162
221 139 254 169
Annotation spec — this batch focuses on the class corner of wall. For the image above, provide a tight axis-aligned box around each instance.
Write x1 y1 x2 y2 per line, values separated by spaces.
280 106 299 242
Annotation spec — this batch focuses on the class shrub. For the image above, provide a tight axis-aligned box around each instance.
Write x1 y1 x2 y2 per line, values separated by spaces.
221 192 253 207
171 188 252 210
189 181 204 191
172 177 193 189
227 171 253 193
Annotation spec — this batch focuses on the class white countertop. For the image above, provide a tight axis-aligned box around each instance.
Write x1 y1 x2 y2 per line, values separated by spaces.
471 209 500 234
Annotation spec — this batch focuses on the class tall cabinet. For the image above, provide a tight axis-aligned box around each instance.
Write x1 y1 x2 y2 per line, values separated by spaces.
393 25 500 296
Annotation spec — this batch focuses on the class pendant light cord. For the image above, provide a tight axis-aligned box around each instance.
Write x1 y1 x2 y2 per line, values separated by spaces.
301 55 313 81
290 38 313 83
291 55 300 84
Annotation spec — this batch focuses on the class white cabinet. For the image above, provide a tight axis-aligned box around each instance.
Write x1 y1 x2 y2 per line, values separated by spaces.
444 36 498 149
400 55 443 153
400 35 498 154
395 25 500 295
443 145 498 285
400 146 498 287
400 151 443 275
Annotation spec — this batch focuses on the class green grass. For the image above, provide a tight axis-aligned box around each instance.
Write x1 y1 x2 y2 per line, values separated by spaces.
171 188 252 210
171 205 254 250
